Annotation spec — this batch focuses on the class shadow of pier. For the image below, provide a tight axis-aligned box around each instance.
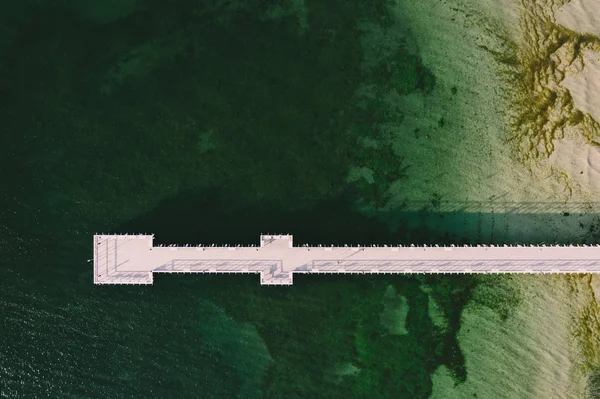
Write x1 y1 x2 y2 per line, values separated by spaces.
114 187 600 250
398 200 600 214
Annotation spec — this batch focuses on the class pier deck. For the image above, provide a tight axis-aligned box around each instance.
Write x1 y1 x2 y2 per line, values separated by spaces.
93 234 600 285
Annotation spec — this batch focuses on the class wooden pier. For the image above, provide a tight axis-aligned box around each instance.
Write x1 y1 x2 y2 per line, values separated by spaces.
93 234 600 285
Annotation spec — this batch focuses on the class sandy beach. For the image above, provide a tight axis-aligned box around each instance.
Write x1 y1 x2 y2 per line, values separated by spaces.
360 0 600 396
357 0 600 212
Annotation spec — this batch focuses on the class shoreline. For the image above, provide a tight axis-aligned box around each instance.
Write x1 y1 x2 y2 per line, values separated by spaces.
369 0 600 396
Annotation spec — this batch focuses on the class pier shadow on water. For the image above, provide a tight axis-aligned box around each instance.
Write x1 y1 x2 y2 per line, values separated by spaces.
114 187 600 249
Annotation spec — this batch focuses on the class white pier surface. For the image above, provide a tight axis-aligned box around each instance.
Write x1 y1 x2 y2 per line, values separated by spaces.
93 234 600 285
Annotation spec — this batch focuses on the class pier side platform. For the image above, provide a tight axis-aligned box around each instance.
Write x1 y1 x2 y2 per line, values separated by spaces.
92 234 600 285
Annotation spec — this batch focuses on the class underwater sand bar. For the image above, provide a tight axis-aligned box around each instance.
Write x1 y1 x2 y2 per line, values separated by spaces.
93 234 600 285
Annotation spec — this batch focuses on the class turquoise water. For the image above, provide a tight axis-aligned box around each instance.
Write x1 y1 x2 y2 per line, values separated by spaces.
1 1 599 398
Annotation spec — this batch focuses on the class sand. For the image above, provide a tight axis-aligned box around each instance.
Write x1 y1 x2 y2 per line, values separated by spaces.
356 0 600 214
380 0 573 210
561 48 600 124
556 0 600 38
431 275 588 398
349 0 600 232
361 0 600 396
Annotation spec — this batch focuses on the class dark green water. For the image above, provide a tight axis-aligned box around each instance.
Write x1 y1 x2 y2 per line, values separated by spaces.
0 1 505 397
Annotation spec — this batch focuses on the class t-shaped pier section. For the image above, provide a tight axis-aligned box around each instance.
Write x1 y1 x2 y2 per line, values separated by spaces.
93 234 600 285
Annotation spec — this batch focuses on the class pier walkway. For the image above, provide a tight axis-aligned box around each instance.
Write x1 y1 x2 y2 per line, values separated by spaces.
93 234 600 285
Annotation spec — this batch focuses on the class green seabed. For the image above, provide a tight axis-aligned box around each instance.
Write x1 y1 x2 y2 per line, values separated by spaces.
1 0 600 398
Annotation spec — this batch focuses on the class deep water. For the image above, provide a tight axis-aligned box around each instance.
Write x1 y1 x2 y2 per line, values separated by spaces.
0 1 516 398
